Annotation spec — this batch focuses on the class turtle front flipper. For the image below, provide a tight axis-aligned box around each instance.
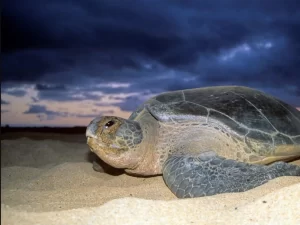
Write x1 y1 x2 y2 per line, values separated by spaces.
162 151 300 198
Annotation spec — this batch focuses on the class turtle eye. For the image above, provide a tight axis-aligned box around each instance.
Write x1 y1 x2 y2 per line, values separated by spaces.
104 120 115 128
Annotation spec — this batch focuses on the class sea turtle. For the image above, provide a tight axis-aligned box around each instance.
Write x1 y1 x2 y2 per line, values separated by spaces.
86 86 300 198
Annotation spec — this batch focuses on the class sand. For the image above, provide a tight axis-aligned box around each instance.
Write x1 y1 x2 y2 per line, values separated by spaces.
1 134 300 225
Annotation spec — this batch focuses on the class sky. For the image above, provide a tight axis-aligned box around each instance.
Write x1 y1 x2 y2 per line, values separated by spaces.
2 0 300 127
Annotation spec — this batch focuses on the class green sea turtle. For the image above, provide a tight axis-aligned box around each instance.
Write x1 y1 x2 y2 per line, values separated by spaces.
86 86 300 198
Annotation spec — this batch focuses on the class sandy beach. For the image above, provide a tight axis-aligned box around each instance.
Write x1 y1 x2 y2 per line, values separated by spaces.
1 133 300 225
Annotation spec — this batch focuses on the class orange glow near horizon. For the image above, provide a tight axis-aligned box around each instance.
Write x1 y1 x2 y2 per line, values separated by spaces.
1 90 132 126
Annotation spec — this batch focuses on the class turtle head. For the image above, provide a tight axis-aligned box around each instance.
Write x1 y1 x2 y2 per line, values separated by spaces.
86 116 143 169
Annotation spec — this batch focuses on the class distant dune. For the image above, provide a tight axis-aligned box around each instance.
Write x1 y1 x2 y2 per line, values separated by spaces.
0 126 87 143
1 126 86 134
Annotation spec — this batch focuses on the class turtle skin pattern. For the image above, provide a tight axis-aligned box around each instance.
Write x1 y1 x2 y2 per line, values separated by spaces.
163 152 300 198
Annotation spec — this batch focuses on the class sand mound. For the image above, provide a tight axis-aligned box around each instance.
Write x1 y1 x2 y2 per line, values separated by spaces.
1 137 300 225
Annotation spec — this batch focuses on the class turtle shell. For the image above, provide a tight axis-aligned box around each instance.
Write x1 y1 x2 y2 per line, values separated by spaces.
145 86 300 145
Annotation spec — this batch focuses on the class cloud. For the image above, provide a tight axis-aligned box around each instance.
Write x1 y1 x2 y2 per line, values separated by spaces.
24 105 51 114
35 85 103 102
35 84 66 91
24 104 67 120
2 0 300 117
1 99 10 105
23 104 114 121
74 110 114 118
112 95 151 112
3 1 300 80
1 88 27 97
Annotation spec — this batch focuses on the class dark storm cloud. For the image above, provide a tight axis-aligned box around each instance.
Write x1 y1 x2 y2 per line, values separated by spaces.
167 37 300 89
24 105 61 115
1 99 10 105
24 104 66 120
2 50 67 82
2 0 181 57
2 0 300 109
34 83 95 102
35 85 103 102
3 0 300 77
23 105 42 114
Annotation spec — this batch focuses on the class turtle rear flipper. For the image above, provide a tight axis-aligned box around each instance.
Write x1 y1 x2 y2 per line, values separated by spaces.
252 145 300 165
162 151 300 198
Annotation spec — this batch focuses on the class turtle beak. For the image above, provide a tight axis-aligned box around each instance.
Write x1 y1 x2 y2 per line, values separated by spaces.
86 117 102 140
